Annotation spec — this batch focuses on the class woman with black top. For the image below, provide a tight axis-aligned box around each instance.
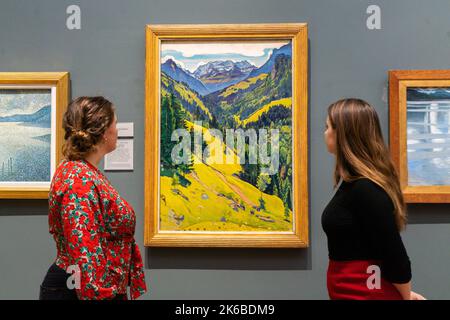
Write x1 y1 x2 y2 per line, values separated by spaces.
322 98 426 300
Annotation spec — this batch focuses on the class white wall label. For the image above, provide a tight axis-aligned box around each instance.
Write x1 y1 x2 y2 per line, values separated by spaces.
104 139 134 171
117 122 134 137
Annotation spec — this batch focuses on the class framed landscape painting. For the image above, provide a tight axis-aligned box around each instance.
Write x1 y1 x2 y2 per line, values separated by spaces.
145 24 308 247
0 72 69 199
390 70 450 202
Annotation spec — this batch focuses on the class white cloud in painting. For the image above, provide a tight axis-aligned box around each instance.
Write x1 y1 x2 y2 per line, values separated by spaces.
161 55 187 69
161 41 289 58
193 61 208 70
416 88 437 94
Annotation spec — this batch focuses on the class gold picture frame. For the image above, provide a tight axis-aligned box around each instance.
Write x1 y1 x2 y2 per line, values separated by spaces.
390 70 450 203
145 24 308 247
0 72 69 199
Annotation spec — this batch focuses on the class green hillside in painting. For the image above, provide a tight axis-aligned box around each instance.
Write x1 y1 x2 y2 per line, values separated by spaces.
159 42 294 232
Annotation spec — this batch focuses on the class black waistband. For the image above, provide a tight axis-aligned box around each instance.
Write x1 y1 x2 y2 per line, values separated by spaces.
41 263 127 300
41 263 71 288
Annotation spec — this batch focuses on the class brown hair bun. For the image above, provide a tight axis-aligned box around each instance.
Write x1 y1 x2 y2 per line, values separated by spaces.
62 96 115 160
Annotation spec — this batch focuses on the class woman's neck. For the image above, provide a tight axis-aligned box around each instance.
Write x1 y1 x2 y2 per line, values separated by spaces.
84 150 104 168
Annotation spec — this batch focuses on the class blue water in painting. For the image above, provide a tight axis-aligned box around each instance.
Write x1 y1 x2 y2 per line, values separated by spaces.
407 88 450 185
0 89 51 182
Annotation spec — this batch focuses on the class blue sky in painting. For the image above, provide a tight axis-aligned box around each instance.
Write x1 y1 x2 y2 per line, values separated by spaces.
161 41 290 72
0 89 51 117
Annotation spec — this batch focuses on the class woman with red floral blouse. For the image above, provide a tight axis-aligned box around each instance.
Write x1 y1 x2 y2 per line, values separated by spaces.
39 96 147 300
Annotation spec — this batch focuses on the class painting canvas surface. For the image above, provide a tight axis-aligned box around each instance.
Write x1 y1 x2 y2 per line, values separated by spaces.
0 89 52 183
407 87 450 185
159 40 295 232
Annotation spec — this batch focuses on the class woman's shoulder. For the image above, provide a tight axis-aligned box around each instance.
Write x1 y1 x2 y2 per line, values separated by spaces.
351 177 381 190
348 177 392 204
54 160 101 184
51 160 104 197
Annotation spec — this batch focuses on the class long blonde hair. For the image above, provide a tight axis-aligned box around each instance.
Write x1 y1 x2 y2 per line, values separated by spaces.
328 98 407 231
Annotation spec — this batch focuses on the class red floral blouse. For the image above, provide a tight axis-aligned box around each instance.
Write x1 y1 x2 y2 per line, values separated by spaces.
48 159 147 300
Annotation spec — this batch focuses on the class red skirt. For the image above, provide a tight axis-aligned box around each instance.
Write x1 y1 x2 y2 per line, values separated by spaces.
327 259 404 300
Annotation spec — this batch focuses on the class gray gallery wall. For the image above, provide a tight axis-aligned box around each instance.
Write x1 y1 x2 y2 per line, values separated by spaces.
1 0 449 299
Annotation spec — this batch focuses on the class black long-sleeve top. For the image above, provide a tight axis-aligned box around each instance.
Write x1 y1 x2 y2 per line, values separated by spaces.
322 178 412 284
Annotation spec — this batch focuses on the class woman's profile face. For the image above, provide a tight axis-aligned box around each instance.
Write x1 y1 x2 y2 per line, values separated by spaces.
103 114 119 154
324 116 337 155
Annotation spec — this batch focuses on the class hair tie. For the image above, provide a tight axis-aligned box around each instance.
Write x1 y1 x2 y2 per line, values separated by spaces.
73 129 89 139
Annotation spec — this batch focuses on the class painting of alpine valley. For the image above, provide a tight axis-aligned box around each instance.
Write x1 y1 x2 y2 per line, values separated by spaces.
0 89 52 183
159 41 295 232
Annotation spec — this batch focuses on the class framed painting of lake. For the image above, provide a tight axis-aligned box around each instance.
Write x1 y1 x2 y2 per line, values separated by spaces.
144 24 308 247
390 70 450 203
0 72 69 199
